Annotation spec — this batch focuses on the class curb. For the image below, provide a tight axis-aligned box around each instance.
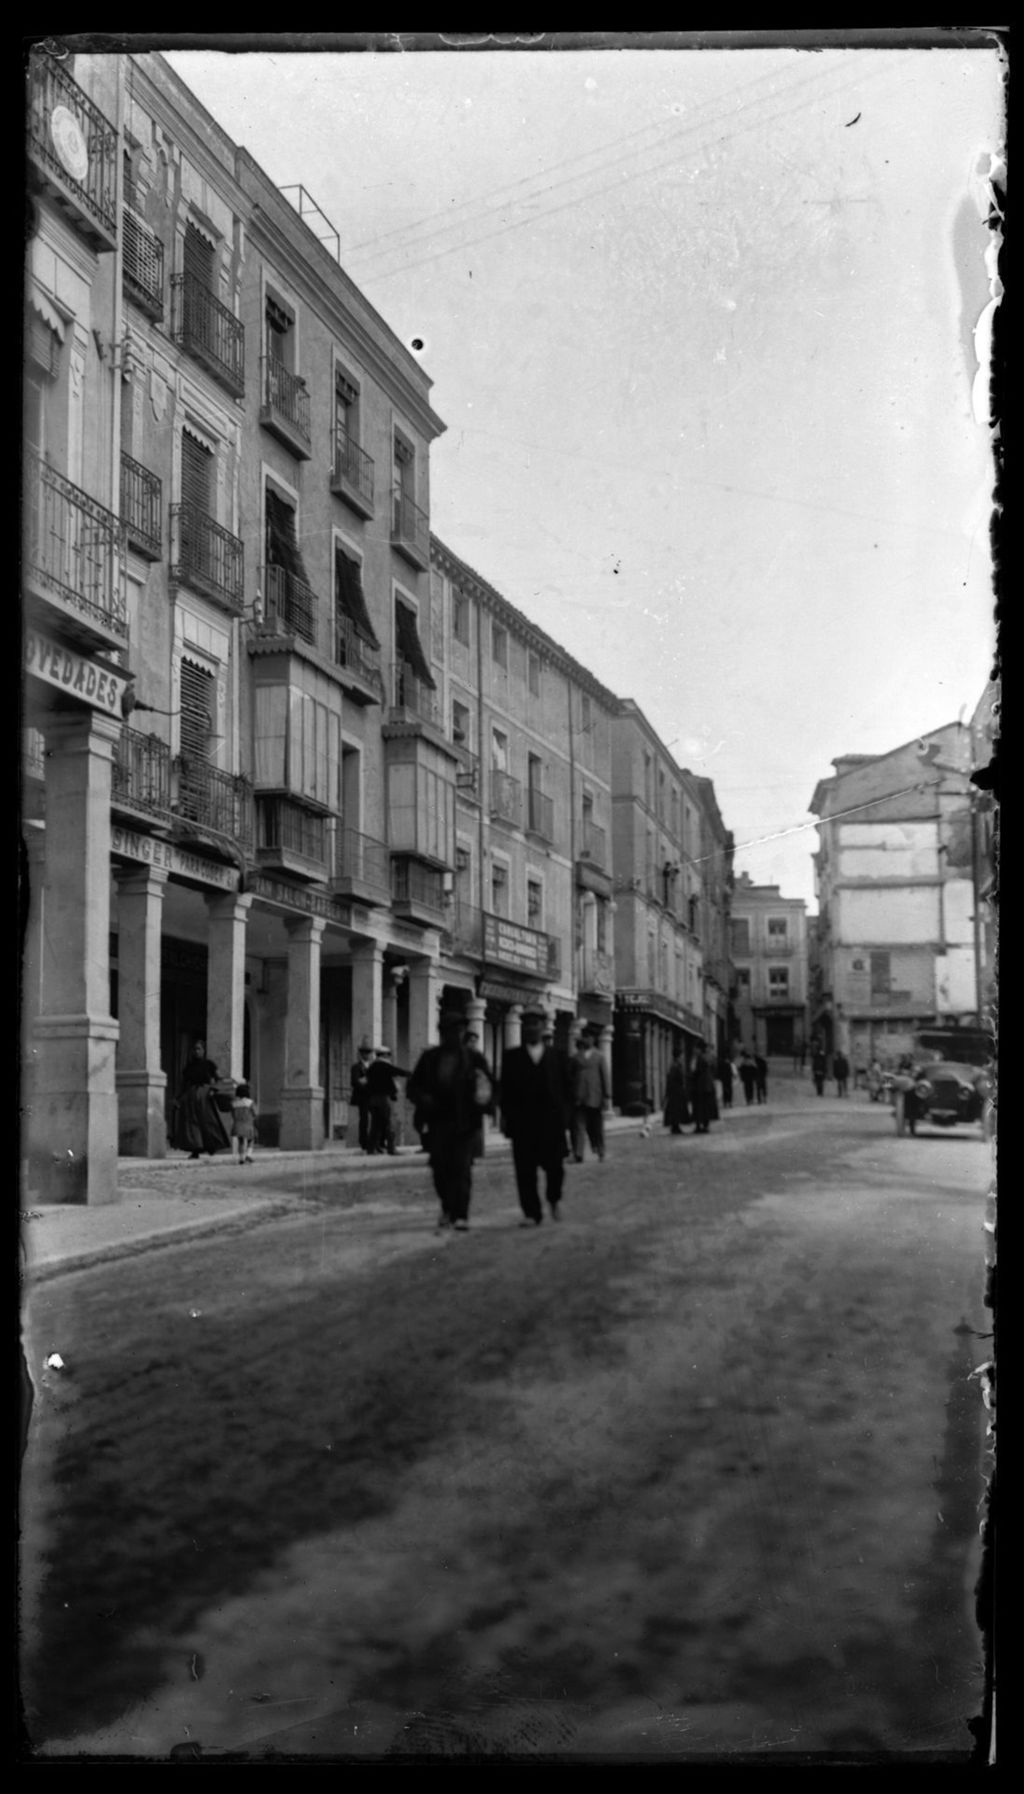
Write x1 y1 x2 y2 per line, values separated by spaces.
23 1198 304 1285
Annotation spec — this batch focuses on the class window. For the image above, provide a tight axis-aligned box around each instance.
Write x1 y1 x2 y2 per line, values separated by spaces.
387 762 453 859
736 968 751 990
581 692 592 733
265 295 293 371
491 728 508 773
394 599 435 686
452 698 471 746
335 548 379 647
491 859 509 917
492 623 508 670
453 589 470 646
183 222 215 291
767 917 788 939
527 878 543 926
870 951 891 998
644 752 653 809
393 430 414 497
731 918 751 956
528 651 541 696
254 686 341 810
335 368 359 446
179 658 215 762
769 967 790 997
527 753 542 793
181 429 213 513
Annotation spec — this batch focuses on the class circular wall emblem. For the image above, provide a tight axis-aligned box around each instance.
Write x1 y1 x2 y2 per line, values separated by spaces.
49 105 89 183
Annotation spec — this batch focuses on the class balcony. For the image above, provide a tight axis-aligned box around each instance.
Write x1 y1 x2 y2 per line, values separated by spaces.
120 454 162 561
490 769 523 829
764 937 792 955
261 564 317 646
112 725 172 822
170 502 244 612
526 787 554 842
442 902 484 959
391 486 430 570
388 662 440 729
334 618 384 706
122 207 164 319
391 855 447 923
259 357 312 459
331 827 391 905
579 947 615 998
580 820 607 868
173 758 253 854
255 796 328 879
24 450 128 652
171 272 245 398
483 911 560 981
331 431 375 518
453 748 480 798
28 54 117 251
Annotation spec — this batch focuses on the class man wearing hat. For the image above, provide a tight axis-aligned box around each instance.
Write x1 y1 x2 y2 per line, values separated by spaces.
498 1004 574 1226
350 1039 375 1153
408 1009 494 1230
365 1045 403 1155
570 1024 611 1162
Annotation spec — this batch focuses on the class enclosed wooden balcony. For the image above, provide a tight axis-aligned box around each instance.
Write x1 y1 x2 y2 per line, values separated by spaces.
331 827 391 905
390 855 447 924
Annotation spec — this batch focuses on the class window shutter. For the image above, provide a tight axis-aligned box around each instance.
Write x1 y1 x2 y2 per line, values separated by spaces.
334 549 380 647
181 432 213 512
180 660 214 762
394 601 436 689
184 223 215 289
265 489 311 587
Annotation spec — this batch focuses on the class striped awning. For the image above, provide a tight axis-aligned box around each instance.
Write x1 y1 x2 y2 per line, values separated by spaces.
29 288 67 341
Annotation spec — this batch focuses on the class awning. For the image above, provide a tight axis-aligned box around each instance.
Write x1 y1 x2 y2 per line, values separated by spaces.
265 489 312 587
335 548 380 648
29 288 67 342
394 600 435 689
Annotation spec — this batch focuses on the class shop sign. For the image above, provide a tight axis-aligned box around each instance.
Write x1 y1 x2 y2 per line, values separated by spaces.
483 913 550 975
25 628 128 715
478 979 547 1007
248 872 343 923
112 824 239 890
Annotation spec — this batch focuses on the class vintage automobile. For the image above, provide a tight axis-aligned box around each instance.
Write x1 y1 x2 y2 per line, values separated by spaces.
892 1060 992 1137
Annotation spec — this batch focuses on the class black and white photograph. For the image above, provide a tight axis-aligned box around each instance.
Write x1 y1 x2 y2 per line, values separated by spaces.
20 29 1002 1763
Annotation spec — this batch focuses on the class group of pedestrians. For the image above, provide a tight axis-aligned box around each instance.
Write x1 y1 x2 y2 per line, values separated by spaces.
350 1042 410 1155
661 1044 767 1137
810 1043 851 1098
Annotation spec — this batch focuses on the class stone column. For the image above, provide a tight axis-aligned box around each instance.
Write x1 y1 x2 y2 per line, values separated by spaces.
408 958 442 1059
504 1003 522 1052
28 710 121 1204
280 917 325 1149
351 941 383 1055
600 1023 615 1107
115 866 169 1157
467 995 487 1036
205 892 253 1084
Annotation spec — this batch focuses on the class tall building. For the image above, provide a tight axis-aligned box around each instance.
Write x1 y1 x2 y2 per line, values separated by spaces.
609 702 708 1114
729 874 808 1058
689 775 735 1059
429 538 618 1085
808 720 989 1065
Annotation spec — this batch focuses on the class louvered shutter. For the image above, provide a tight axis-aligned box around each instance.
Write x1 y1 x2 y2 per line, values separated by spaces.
184 223 215 290
180 660 214 762
181 432 212 512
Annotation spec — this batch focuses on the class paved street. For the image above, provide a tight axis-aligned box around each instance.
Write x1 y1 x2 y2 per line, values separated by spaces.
21 1079 993 1761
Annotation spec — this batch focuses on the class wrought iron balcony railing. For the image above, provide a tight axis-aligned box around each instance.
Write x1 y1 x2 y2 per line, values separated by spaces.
332 431 375 511
490 769 522 827
112 725 172 817
527 787 554 841
28 54 117 248
256 795 328 868
174 757 253 849
442 902 485 958
261 357 311 450
171 271 245 397
335 618 383 691
333 826 391 894
25 450 128 642
580 820 607 868
391 857 446 913
120 453 162 560
392 662 440 726
262 564 317 645
391 486 429 564
122 207 165 318
170 502 244 610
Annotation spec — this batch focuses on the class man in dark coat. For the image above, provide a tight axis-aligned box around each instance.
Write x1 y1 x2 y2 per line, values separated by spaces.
738 1051 757 1106
754 1052 768 1104
365 1046 402 1154
499 1003 574 1226
350 1040 375 1152
833 1050 850 1097
408 1011 493 1231
812 1047 827 1096
690 1047 720 1134
718 1055 734 1109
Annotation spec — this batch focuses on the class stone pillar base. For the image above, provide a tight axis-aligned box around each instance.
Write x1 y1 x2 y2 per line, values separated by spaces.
26 1014 120 1205
116 1069 169 1158
279 1087 325 1151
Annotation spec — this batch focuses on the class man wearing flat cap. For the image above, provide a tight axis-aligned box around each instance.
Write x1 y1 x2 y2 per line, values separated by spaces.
408 1009 494 1231
498 1004 574 1226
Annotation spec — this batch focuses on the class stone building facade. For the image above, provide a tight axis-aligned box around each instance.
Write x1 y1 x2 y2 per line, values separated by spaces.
729 874 808 1059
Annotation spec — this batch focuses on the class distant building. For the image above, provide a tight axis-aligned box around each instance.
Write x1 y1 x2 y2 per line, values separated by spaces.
729 875 809 1058
808 719 992 1066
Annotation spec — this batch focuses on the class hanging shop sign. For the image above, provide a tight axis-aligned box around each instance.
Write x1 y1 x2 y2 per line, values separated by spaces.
111 824 239 891
25 628 128 715
247 872 351 925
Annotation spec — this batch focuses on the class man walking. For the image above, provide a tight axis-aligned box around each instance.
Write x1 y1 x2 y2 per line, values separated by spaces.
718 1054 734 1109
365 1046 401 1154
812 1046 827 1096
350 1039 375 1153
834 1049 850 1097
570 1026 610 1161
499 1003 574 1226
738 1050 757 1106
754 1052 768 1104
408 1010 493 1232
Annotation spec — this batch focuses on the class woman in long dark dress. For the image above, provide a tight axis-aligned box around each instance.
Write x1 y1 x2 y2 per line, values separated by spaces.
663 1048 690 1134
174 1041 231 1158
690 1049 720 1135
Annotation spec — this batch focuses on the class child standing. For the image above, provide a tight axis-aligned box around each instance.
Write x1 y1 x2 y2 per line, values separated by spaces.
231 1081 257 1163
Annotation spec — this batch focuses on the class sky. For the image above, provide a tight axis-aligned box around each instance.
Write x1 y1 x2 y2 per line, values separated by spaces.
163 35 1003 911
